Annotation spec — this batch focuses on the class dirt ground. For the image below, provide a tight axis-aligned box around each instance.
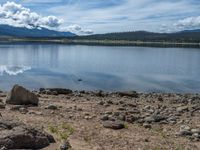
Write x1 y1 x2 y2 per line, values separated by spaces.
1 91 200 150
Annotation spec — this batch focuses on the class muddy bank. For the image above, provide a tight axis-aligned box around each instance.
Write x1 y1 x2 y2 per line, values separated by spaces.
1 87 200 149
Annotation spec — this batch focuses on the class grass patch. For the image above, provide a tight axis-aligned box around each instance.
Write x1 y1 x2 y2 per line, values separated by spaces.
48 123 75 141
124 123 129 129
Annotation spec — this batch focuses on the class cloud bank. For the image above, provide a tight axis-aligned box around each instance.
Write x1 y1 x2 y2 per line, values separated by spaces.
0 1 199 34
175 16 200 29
0 66 31 76
0 1 63 29
0 1 93 34
61 24 93 35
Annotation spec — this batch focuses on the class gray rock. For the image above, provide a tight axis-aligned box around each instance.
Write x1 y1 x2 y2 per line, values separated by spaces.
8 105 24 111
178 130 193 136
0 103 5 109
117 115 126 121
103 121 125 130
144 114 166 123
60 140 71 150
100 115 109 121
191 129 200 134
143 123 152 129
178 125 193 136
176 106 189 113
117 91 139 98
105 111 112 115
0 119 55 149
98 101 105 105
6 85 39 106
45 104 58 110
42 88 72 95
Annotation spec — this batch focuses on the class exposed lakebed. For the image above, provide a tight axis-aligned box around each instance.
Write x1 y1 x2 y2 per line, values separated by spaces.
0 44 200 92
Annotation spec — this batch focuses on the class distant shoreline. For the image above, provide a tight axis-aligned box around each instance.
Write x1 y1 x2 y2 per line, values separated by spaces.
0 38 200 48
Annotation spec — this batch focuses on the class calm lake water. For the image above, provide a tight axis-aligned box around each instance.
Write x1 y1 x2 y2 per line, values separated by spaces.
0 44 200 93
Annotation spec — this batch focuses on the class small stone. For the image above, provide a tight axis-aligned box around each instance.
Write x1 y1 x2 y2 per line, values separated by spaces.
113 112 120 116
191 129 200 134
143 123 152 129
19 108 28 114
100 115 109 121
77 108 83 111
178 130 192 136
127 103 137 107
84 116 93 120
158 97 163 101
144 115 166 123
103 121 125 130
128 109 140 114
105 111 112 115
9 105 24 111
107 100 113 104
117 115 126 121
118 107 126 111
60 140 71 150
144 138 150 142
176 106 189 113
45 104 58 110
117 91 139 98
193 133 200 138
180 125 191 131
98 101 105 105
0 103 5 109
178 125 192 136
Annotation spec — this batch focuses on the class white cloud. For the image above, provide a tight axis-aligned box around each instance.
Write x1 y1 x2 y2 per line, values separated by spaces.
61 24 93 35
175 16 200 29
0 1 62 29
0 1 93 35
47 0 200 33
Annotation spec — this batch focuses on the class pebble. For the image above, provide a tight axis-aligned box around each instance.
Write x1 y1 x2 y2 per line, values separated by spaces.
60 140 71 150
103 121 125 130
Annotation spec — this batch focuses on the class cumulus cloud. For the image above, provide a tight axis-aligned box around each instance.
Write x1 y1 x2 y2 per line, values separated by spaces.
0 65 31 76
61 24 93 35
0 1 93 35
175 16 200 29
0 1 63 29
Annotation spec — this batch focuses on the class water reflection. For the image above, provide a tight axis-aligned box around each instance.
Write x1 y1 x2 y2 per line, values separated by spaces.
0 65 31 76
0 44 200 93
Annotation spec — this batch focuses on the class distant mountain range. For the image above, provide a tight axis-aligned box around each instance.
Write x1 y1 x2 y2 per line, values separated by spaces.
0 24 200 43
180 29 200 33
72 29 200 43
0 25 76 37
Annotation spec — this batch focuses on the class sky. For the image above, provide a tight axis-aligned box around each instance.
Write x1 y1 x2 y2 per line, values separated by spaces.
0 0 200 34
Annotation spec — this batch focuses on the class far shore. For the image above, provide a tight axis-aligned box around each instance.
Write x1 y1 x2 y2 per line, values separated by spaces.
0 38 200 48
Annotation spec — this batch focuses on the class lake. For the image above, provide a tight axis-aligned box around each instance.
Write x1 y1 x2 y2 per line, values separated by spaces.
0 44 200 93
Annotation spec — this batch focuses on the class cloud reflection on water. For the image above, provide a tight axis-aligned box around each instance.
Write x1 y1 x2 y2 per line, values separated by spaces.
0 65 31 76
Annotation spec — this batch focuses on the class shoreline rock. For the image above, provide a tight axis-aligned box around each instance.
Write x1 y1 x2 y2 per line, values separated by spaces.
0 119 55 149
6 85 39 106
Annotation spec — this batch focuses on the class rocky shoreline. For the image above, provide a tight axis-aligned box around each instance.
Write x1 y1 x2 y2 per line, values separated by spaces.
1 85 200 149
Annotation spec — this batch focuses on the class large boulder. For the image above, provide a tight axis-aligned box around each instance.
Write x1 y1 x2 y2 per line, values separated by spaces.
0 119 55 149
6 85 39 106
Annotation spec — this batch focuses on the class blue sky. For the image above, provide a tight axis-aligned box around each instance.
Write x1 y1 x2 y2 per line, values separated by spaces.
0 0 200 34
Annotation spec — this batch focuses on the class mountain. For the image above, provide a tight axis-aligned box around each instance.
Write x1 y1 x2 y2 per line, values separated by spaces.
180 29 200 33
71 30 200 43
0 24 76 38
